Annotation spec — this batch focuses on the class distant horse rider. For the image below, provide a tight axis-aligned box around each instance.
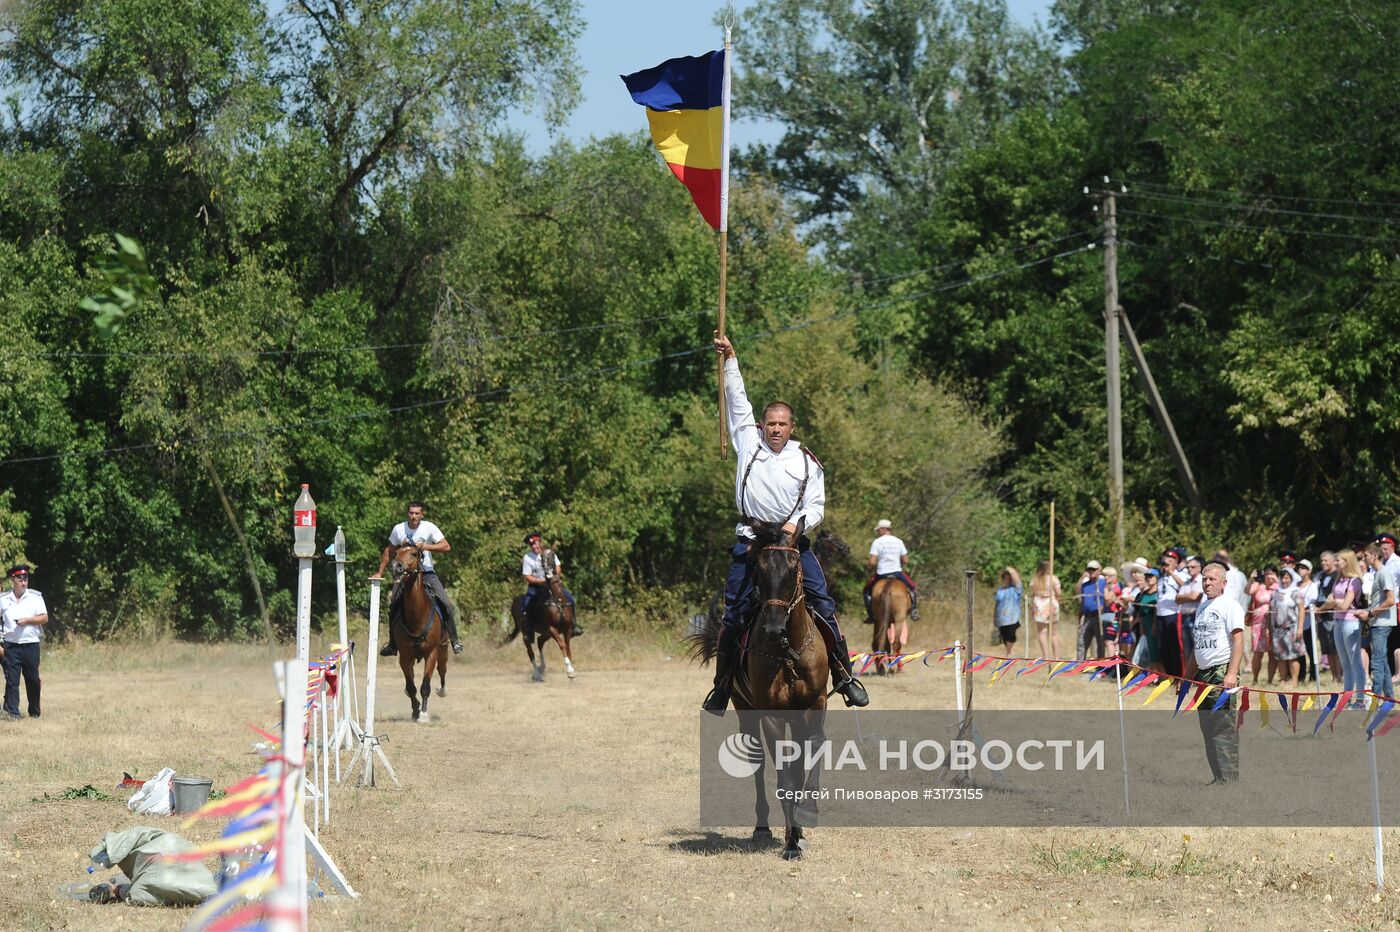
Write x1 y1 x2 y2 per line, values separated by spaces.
519 532 583 637
373 500 463 656
863 519 920 622
702 333 869 712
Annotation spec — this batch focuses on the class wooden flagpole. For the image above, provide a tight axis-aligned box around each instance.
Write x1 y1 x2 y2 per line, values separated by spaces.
717 21 733 460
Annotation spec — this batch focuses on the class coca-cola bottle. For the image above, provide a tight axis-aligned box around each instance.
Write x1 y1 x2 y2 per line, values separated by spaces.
293 484 317 558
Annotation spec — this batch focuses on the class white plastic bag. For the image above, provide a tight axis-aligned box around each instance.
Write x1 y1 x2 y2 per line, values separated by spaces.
126 767 175 816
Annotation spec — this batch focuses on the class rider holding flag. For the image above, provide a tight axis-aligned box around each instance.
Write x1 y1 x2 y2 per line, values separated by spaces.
701 334 869 713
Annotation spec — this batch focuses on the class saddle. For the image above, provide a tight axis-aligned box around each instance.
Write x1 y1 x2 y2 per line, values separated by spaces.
389 585 446 643
512 591 569 635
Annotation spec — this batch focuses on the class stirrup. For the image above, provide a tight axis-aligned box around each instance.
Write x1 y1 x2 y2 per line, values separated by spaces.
836 675 870 707
451 640 463 654
702 685 730 714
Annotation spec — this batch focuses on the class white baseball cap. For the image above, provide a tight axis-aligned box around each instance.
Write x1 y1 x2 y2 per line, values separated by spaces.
1086 560 1102 570
874 519 892 530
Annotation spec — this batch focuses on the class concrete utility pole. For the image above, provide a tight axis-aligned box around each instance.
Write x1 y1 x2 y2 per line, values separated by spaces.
1103 189 1125 566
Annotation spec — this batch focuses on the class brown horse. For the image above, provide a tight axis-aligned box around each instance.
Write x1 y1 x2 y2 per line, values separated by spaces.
870 578 912 675
390 544 449 722
504 547 576 682
692 519 827 861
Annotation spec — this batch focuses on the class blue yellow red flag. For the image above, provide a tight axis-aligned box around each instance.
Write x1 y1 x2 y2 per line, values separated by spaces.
622 50 729 230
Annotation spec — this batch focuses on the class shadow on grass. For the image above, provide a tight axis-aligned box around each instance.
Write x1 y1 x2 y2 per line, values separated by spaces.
661 828 783 855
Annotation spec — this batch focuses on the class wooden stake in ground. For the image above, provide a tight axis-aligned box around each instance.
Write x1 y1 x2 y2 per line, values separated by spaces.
958 569 976 741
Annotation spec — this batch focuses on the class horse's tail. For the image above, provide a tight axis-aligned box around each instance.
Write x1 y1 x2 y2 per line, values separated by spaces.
501 623 521 646
686 589 725 666
501 604 522 646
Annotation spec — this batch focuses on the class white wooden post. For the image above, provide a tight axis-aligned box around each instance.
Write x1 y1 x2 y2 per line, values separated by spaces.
334 527 351 750
269 659 308 932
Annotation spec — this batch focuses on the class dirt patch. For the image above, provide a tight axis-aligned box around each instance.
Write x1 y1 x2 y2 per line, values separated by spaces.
1 637 1395 929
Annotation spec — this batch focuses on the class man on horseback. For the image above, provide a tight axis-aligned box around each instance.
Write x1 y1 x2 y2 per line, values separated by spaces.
373 501 463 656
702 334 870 712
518 533 583 637
863 519 920 622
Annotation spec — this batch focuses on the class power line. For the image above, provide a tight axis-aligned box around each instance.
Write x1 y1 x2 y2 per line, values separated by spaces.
1126 178 1400 213
21 230 1098 361
1117 208 1400 245
1124 188 1400 226
1 242 1096 467
1120 239 1400 282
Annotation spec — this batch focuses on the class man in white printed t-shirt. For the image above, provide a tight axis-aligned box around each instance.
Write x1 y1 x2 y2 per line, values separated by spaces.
1 564 49 720
863 519 919 622
373 500 462 657
1187 561 1245 784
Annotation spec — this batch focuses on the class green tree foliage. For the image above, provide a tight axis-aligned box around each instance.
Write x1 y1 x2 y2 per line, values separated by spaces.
9 0 1398 641
0 1 1010 637
733 0 1064 268
743 0 1400 562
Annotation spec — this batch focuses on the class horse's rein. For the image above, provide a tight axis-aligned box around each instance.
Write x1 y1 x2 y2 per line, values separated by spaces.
392 548 436 642
758 544 805 616
749 543 816 675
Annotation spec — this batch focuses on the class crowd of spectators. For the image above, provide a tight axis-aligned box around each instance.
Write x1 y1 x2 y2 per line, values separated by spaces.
995 534 1400 706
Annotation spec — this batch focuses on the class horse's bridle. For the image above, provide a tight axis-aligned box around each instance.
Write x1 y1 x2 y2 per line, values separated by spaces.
758 544 805 616
748 543 814 673
392 546 435 644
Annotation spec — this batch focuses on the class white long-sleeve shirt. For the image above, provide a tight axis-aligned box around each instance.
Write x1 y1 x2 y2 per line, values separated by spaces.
724 356 825 539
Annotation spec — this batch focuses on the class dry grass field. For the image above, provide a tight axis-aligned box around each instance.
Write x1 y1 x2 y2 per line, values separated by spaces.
3 611 1398 930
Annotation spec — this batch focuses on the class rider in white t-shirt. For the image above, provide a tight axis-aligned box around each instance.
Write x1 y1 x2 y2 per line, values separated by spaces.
372 500 462 656
863 520 919 621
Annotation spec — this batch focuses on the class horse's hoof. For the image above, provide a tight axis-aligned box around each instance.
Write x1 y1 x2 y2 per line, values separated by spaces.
781 846 803 861
752 827 774 843
531 673 543 683
567 668 577 679
411 712 420 722
420 712 430 723
437 687 446 697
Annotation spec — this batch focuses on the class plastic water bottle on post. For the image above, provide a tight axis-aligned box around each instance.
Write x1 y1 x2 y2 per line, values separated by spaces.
293 484 317 558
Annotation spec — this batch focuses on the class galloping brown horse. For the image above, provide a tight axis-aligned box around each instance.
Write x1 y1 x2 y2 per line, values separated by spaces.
692 519 827 861
504 547 576 682
870 578 912 675
390 544 449 722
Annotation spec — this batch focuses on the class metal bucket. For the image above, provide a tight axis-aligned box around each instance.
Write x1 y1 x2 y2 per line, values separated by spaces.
172 776 213 814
